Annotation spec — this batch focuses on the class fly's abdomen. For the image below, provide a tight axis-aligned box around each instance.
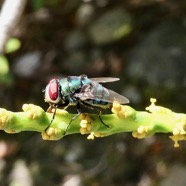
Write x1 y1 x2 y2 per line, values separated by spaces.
84 99 111 109
92 83 109 100
92 99 110 106
85 83 111 108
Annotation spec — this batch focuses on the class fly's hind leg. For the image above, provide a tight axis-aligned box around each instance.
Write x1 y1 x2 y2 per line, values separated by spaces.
81 101 110 128
97 111 109 128
64 103 81 135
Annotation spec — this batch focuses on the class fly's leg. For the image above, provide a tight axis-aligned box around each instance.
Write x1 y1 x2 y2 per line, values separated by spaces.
45 105 57 131
97 111 109 128
63 103 81 135
45 102 70 132
81 101 110 128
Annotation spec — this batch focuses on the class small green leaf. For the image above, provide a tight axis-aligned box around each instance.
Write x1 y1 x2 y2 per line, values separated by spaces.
0 55 9 75
33 0 44 10
5 38 21 53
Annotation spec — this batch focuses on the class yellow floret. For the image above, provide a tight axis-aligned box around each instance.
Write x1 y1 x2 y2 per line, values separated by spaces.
22 104 43 120
132 126 149 139
0 108 11 129
42 127 62 140
79 114 92 135
146 98 172 115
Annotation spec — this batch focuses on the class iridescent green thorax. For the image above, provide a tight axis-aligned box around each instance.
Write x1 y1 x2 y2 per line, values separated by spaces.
59 76 92 103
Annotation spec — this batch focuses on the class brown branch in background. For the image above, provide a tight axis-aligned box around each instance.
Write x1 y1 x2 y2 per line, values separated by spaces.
0 0 27 54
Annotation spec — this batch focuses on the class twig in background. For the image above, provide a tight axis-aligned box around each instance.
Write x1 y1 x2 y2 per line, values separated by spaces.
0 0 27 53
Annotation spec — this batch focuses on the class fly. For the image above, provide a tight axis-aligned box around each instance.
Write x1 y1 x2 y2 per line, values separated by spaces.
44 75 129 134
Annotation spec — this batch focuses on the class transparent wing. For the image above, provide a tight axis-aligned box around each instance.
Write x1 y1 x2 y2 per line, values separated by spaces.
103 88 129 104
74 84 129 104
90 77 120 83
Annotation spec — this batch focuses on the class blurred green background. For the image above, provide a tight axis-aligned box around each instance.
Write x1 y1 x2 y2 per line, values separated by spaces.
0 0 186 185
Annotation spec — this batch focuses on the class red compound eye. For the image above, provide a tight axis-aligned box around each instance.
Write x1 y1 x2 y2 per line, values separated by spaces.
48 79 59 101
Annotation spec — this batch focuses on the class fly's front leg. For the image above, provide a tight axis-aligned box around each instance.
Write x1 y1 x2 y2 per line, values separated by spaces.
45 105 58 131
46 105 53 113
64 103 81 135
45 101 70 132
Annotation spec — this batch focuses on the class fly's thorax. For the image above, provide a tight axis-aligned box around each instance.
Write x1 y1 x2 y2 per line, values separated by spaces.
81 76 92 85
59 76 91 98
59 78 69 96
58 77 82 104
59 77 79 95
68 76 82 92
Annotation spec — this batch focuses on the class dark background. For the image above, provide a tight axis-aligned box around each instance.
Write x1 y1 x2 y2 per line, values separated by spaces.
0 0 186 185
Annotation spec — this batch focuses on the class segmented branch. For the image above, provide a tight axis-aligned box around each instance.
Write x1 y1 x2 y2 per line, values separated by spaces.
0 98 186 147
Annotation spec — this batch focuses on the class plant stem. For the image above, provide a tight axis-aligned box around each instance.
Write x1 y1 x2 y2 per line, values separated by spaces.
0 98 186 147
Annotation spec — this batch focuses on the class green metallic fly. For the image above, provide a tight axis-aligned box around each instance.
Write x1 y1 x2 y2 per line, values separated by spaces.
44 75 129 134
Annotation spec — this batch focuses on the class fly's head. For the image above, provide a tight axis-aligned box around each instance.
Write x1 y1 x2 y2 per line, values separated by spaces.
44 78 62 107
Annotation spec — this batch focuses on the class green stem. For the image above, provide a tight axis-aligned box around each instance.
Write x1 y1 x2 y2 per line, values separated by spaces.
0 98 186 147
